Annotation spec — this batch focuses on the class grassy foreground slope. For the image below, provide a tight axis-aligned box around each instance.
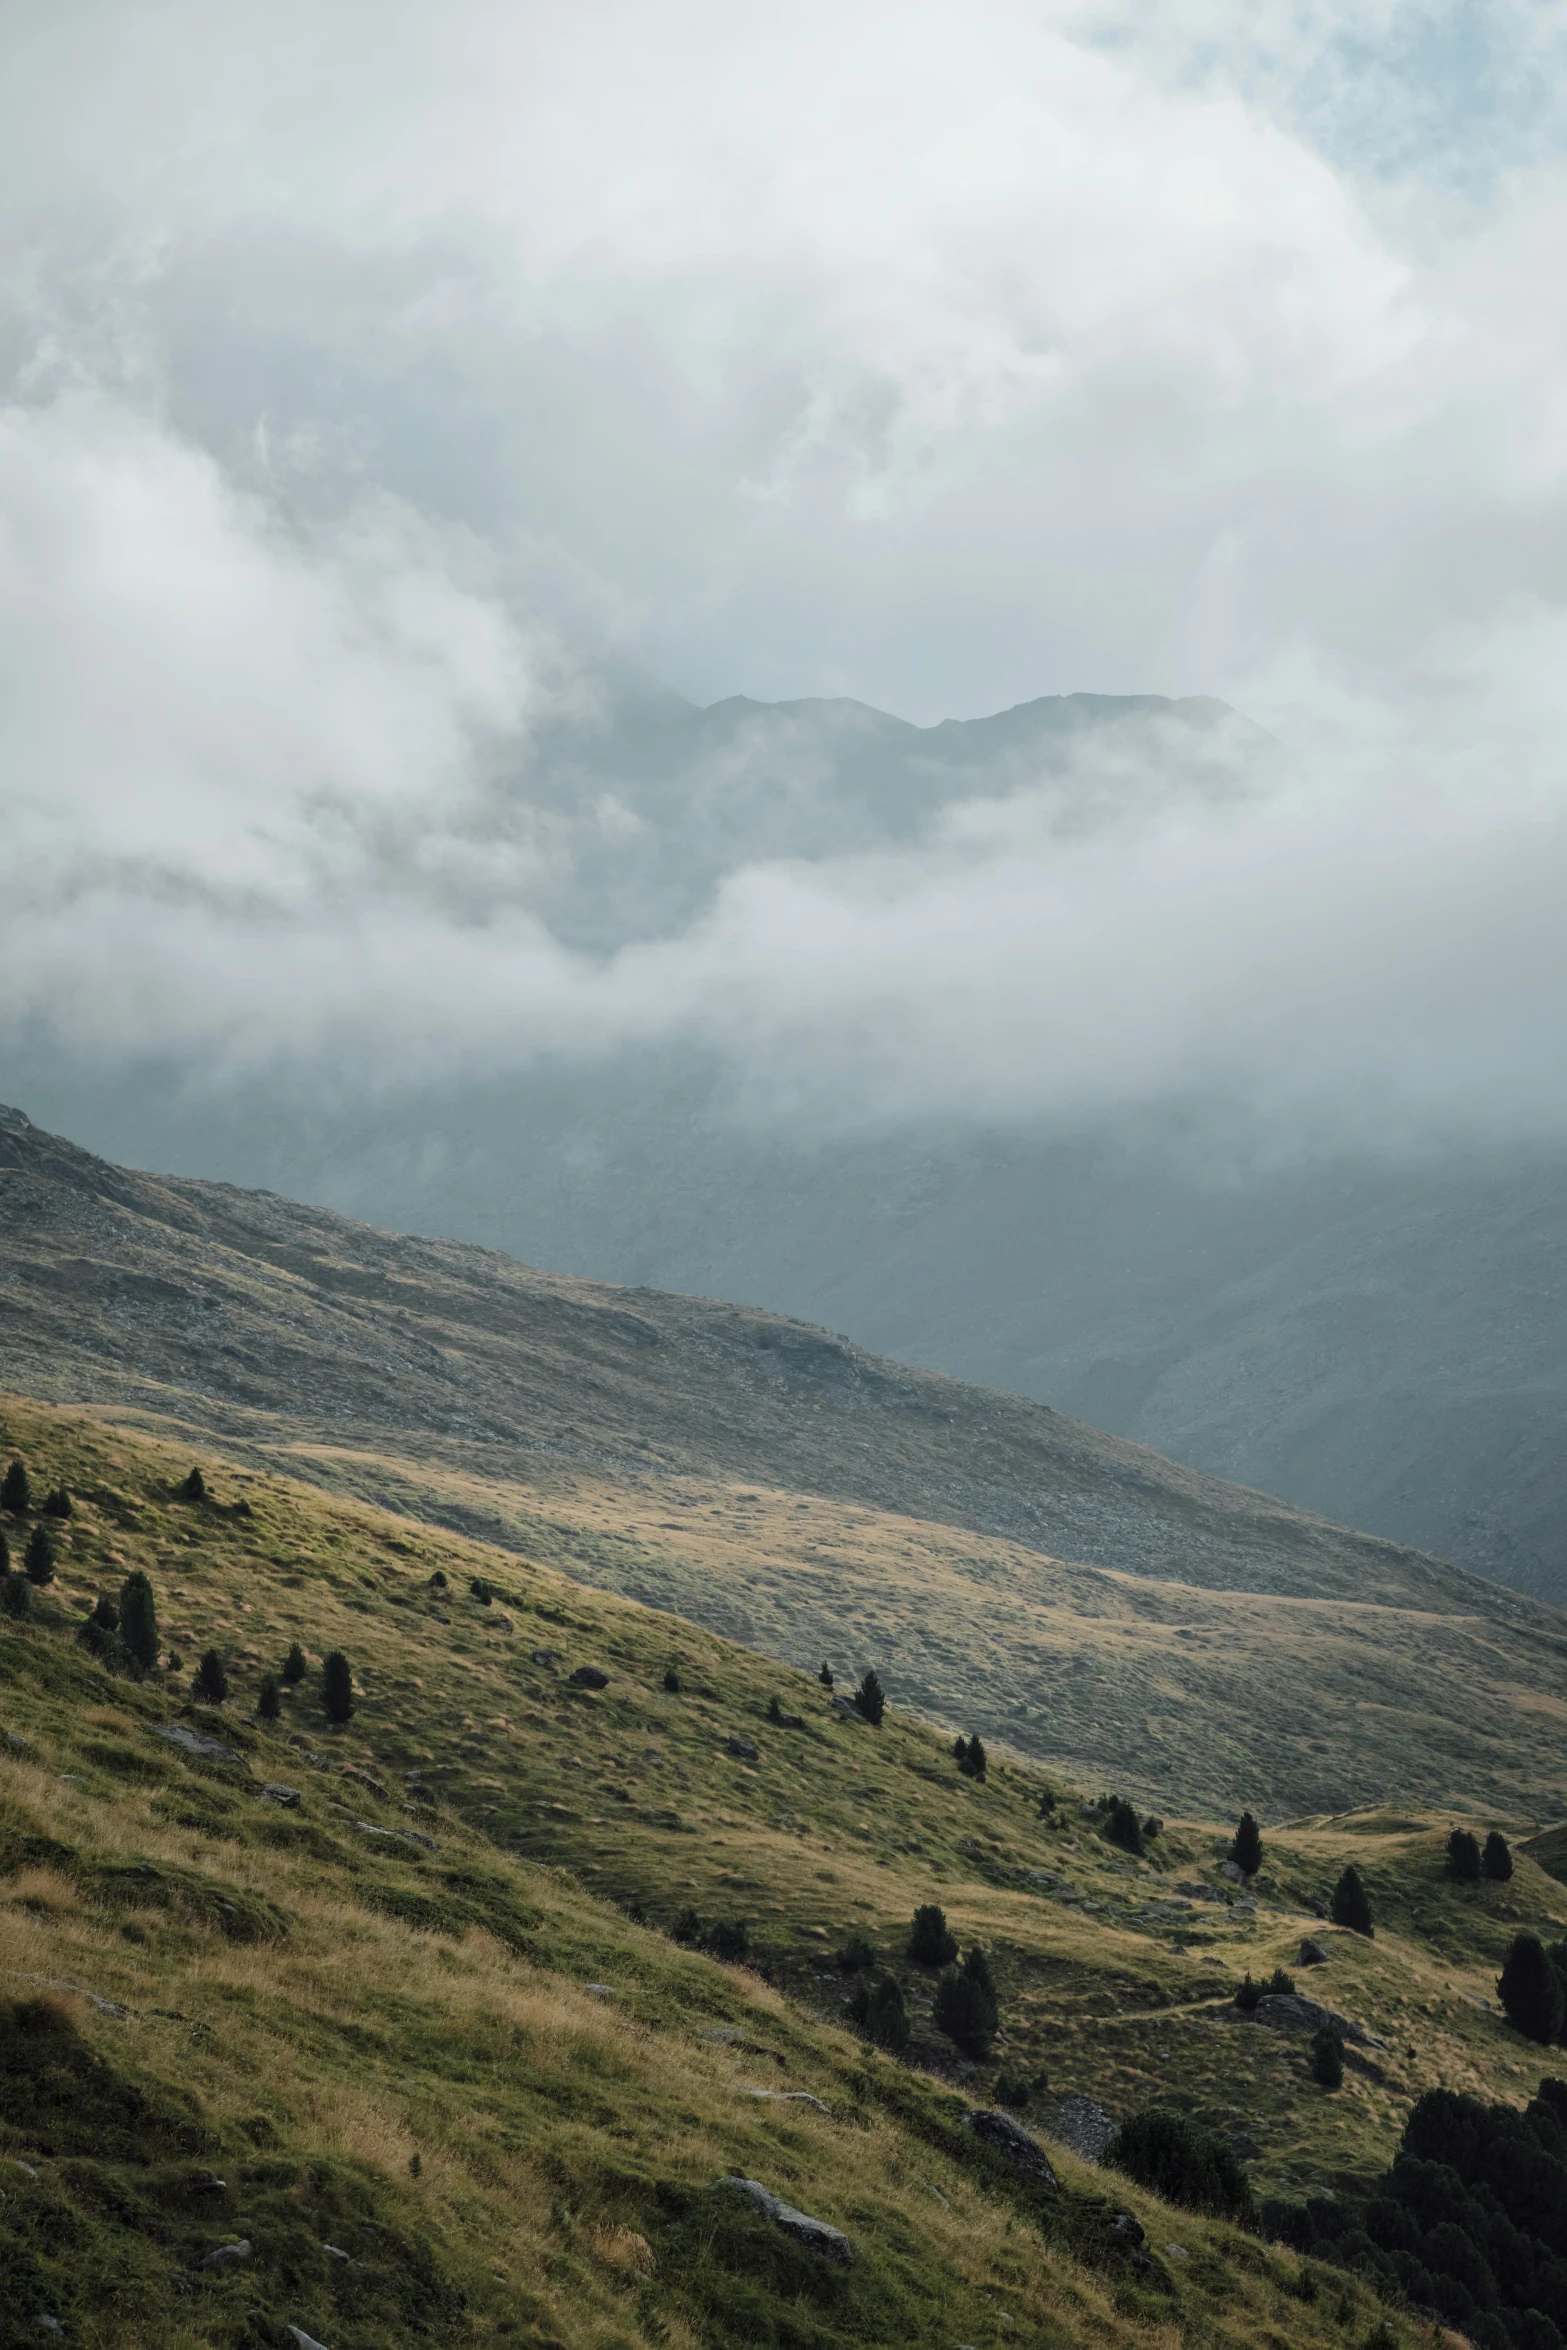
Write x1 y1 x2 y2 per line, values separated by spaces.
3 1400 1567 2349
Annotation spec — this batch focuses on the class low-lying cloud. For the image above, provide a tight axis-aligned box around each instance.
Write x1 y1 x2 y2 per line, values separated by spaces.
3 0 1567 1154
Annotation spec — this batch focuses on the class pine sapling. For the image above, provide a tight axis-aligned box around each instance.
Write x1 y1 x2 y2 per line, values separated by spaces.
323 1649 354 1723
23 1526 55 1587
194 1648 228 1705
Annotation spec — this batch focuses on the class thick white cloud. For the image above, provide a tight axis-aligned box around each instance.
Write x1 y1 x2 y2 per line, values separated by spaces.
2 0 1567 1146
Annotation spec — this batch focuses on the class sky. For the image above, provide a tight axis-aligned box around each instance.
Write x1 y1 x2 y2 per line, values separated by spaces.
3 0 1567 1146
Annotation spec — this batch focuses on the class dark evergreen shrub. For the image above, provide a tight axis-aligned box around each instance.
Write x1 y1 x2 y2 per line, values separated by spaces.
194 1648 228 1705
705 1919 749 1963
1 1574 29 1619
1104 1796 1143 1854
1231 1811 1263 1876
1311 2028 1344 2088
1448 1828 1483 1881
907 1904 959 1966
1106 2108 1257 2224
1 1459 29 1513
960 1734 988 1781
1499 1936 1566 2044
181 1467 206 1501
1330 1864 1374 1937
469 1578 493 1604
835 1933 876 1972
848 1969 909 2053
671 1908 702 1944
0 1529 7 1574
23 1526 55 1586
994 2071 1039 2109
953 1735 968 1763
662 1666 681 1693
1236 1972 1262 2013
1143 1816 1163 1841
322 1650 354 1723
282 1641 307 1684
1483 1832 1514 1883
1037 1788 1056 1817
119 1570 159 1670
41 1488 72 1519
935 1945 999 2056
818 1663 833 1688
1268 1967 1296 1996
91 1593 119 1631
429 1570 447 1589
853 1669 886 1726
257 1675 282 1722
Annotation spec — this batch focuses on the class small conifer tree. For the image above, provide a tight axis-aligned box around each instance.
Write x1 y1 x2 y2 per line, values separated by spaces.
1447 1827 1482 1881
23 1526 55 1587
194 1648 228 1705
119 1571 159 1670
1330 1864 1374 1937
282 1642 307 1685
1 1574 29 1619
1482 1831 1514 1883
953 1734 968 1763
257 1675 282 1723
1231 1811 1263 1876
848 1970 909 2053
908 1903 959 1966
42 1487 73 1519
819 1662 833 1688
963 1734 988 1781
1105 1795 1143 1854
934 1945 999 2056
91 1594 119 1631
323 1649 354 1723
1310 2028 1344 2089
1 1459 29 1513
853 1668 886 1726
1498 1933 1565 2043
181 1466 206 1501
662 1665 681 1694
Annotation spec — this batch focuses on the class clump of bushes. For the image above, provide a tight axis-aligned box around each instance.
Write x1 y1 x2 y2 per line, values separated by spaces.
194 1648 228 1705
24 1526 56 1587
662 1665 681 1693
1 1459 30 1513
282 1642 308 1684
1482 1831 1513 1883
180 1466 206 1501
848 1971 909 2053
835 1933 877 1972
1103 1796 1143 1855
907 1904 959 1967
853 1669 886 1726
953 1734 987 1781
1447 1828 1482 1882
1497 1933 1566 2044
1310 2027 1344 2089
41 1487 72 1519
1264 2082 1567 2343
934 1945 999 2057
670 1911 750 1964
1106 2108 1256 2225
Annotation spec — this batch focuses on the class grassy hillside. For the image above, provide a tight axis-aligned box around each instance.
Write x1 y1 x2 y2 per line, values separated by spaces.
6 1103 1567 1825
3 1396 1566 2346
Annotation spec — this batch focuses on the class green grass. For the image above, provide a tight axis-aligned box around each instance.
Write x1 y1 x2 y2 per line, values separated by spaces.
0 1394 1559 2345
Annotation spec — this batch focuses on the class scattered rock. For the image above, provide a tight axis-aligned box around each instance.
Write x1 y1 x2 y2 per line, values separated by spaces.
829 1694 861 1716
584 1983 615 1998
700 2026 742 2044
341 1767 388 1798
34 2318 62 2336
1176 1881 1227 1905
1297 1937 1330 1966
735 2089 832 2115
642 1747 662 1764
1250 1992 1379 2046
11 2159 39 2178
726 1736 759 1760
1218 1859 1246 1885
770 1710 805 1730
1047 2095 1116 2162
285 2329 331 2350
153 1723 241 1765
1109 2211 1146 2248
1225 2131 1260 2160
10 1973 130 2019
718 2176 855 2266
352 1820 438 1853
961 2109 1059 2186
530 1649 558 1667
323 2243 351 2262
1165 2243 1189 2260
569 1665 609 1689
198 2239 252 2271
5 1731 27 1752
259 1784 301 1808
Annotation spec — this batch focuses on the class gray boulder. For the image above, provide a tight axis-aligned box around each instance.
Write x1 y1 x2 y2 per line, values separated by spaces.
1251 1992 1377 2046
1218 1859 1246 1885
1109 2211 1146 2248
530 1649 558 1667
198 2239 252 2271
734 2089 833 2115
718 2177 855 2266
726 1736 760 1760
259 1784 300 1807
285 2330 331 2350
1297 1937 1330 1966
569 1665 609 1689
961 2109 1059 2186
154 1723 241 1765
